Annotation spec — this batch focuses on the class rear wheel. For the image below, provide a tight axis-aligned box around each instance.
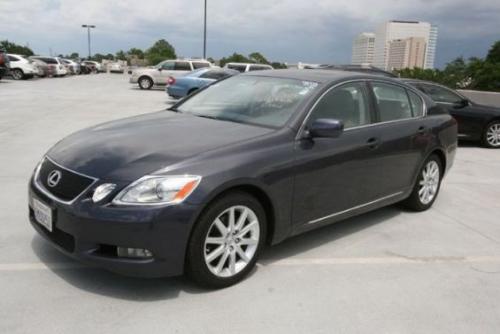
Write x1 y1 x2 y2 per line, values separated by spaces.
186 191 266 288
138 76 153 90
402 154 442 211
11 68 24 80
483 121 500 148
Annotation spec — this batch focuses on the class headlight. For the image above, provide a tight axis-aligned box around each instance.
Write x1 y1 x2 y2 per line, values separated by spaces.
92 183 117 203
112 175 201 205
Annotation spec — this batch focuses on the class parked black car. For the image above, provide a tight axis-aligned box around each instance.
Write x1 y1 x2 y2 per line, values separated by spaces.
0 48 10 80
29 70 457 288
404 79 500 148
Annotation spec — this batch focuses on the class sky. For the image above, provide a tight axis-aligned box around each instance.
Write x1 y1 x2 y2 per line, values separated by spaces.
1 0 499 68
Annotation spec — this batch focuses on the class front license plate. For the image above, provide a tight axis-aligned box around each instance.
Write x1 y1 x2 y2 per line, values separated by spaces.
33 198 53 232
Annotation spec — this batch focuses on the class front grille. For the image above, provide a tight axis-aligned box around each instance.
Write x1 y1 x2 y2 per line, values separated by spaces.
36 157 96 202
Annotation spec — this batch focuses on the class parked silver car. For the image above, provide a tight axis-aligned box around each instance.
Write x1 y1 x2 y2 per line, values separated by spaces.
129 59 212 89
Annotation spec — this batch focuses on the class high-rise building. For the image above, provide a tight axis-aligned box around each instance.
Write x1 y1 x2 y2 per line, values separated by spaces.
351 32 375 65
387 37 427 70
373 20 438 70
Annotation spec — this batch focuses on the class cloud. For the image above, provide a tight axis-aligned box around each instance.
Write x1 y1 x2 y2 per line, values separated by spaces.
1 0 499 67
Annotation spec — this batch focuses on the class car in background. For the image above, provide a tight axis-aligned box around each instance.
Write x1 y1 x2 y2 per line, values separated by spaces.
166 68 239 98
0 48 10 80
314 64 398 78
130 59 212 90
223 63 273 73
31 58 51 77
109 62 125 73
403 79 500 148
62 59 81 75
82 60 103 73
7 54 38 80
29 70 456 288
30 56 68 77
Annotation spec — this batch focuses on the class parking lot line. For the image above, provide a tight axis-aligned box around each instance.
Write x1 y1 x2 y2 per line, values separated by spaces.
2 256 500 272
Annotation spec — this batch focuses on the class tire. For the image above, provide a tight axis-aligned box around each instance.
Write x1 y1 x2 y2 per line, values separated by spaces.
138 76 153 90
11 68 24 80
482 121 500 148
401 154 442 211
186 191 267 289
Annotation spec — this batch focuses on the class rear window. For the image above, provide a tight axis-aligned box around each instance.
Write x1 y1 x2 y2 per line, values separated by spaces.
248 65 272 71
227 64 247 73
192 62 210 69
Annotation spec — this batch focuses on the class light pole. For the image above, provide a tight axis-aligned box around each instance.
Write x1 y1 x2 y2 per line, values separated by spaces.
203 0 207 59
81 24 96 59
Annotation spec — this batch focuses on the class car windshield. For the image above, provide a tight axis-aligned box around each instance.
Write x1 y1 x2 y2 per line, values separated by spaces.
176 75 319 128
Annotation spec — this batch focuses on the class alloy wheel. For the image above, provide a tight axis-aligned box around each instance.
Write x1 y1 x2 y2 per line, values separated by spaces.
139 77 152 89
418 160 440 205
12 69 23 80
486 123 500 147
204 205 260 278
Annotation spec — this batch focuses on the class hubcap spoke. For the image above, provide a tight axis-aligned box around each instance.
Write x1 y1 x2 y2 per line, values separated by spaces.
206 245 225 263
418 160 440 205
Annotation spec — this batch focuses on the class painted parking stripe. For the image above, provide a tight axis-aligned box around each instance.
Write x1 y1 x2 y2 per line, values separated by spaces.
1 256 500 272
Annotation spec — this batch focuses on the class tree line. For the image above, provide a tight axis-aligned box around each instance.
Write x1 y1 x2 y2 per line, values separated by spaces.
396 40 500 92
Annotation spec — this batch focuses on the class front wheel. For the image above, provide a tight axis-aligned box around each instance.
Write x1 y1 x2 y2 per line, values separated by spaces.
11 69 24 80
138 76 153 90
402 155 442 211
483 121 500 148
186 192 267 288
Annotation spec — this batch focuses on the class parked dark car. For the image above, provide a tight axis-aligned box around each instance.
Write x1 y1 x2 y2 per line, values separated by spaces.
0 48 10 79
28 70 457 288
166 68 239 98
78 61 92 74
404 79 500 148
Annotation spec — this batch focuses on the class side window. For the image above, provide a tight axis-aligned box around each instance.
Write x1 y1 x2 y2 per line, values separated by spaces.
372 82 412 122
307 83 371 129
407 90 424 117
8 55 19 62
161 61 175 70
200 71 226 80
249 65 271 71
420 84 462 104
174 62 192 71
192 62 210 69
227 64 247 73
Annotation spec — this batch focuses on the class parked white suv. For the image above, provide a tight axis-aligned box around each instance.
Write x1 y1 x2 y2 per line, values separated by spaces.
7 54 38 80
130 59 212 89
30 56 68 77
223 63 273 73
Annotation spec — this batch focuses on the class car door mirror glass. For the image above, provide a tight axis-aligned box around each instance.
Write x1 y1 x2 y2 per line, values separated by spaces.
308 119 344 138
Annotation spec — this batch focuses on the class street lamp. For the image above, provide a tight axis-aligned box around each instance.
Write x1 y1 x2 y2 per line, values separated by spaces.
81 24 96 59
203 0 207 59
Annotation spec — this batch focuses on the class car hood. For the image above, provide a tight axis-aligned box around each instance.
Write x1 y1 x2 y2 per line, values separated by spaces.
47 111 273 181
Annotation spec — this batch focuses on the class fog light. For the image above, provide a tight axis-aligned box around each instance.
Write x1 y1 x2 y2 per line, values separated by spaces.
92 183 116 203
117 247 153 258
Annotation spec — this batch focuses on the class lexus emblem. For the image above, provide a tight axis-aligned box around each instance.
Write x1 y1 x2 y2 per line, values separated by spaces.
47 170 62 188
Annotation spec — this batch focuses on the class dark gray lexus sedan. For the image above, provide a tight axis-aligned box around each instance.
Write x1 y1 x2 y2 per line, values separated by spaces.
29 70 457 288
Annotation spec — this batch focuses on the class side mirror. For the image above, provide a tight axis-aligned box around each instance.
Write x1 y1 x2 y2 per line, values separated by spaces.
454 99 469 108
308 119 344 139
158 67 163 72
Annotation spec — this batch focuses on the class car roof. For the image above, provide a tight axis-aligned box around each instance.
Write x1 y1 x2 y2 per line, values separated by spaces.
242 69 398 84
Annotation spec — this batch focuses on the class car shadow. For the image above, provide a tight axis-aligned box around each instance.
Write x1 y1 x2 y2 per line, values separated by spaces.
261 205 402 264
31 205 403 300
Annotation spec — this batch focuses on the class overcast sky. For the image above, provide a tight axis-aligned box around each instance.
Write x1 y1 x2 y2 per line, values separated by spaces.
1 0 499 68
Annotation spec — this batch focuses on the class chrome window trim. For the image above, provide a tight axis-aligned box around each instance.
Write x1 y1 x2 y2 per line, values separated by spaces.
296 79 428 140
33 156 98 206
307 191 404 225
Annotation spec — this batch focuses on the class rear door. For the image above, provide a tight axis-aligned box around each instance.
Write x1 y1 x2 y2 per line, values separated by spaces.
367 81 430 195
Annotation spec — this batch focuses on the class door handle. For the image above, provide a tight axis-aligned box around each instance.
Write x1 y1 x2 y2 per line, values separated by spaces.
366 137 380 149
417 126 426 134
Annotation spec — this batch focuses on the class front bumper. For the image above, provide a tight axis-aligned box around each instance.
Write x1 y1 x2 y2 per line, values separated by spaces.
29 179 200 278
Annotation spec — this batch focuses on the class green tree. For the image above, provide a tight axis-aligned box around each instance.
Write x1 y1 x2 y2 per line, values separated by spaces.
486 40 500 64
69 52 79 59
0 40 34 56
248 52 269 64
127 48 145 59
115 50 126 60
145 39 176 65
219 53 251 67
